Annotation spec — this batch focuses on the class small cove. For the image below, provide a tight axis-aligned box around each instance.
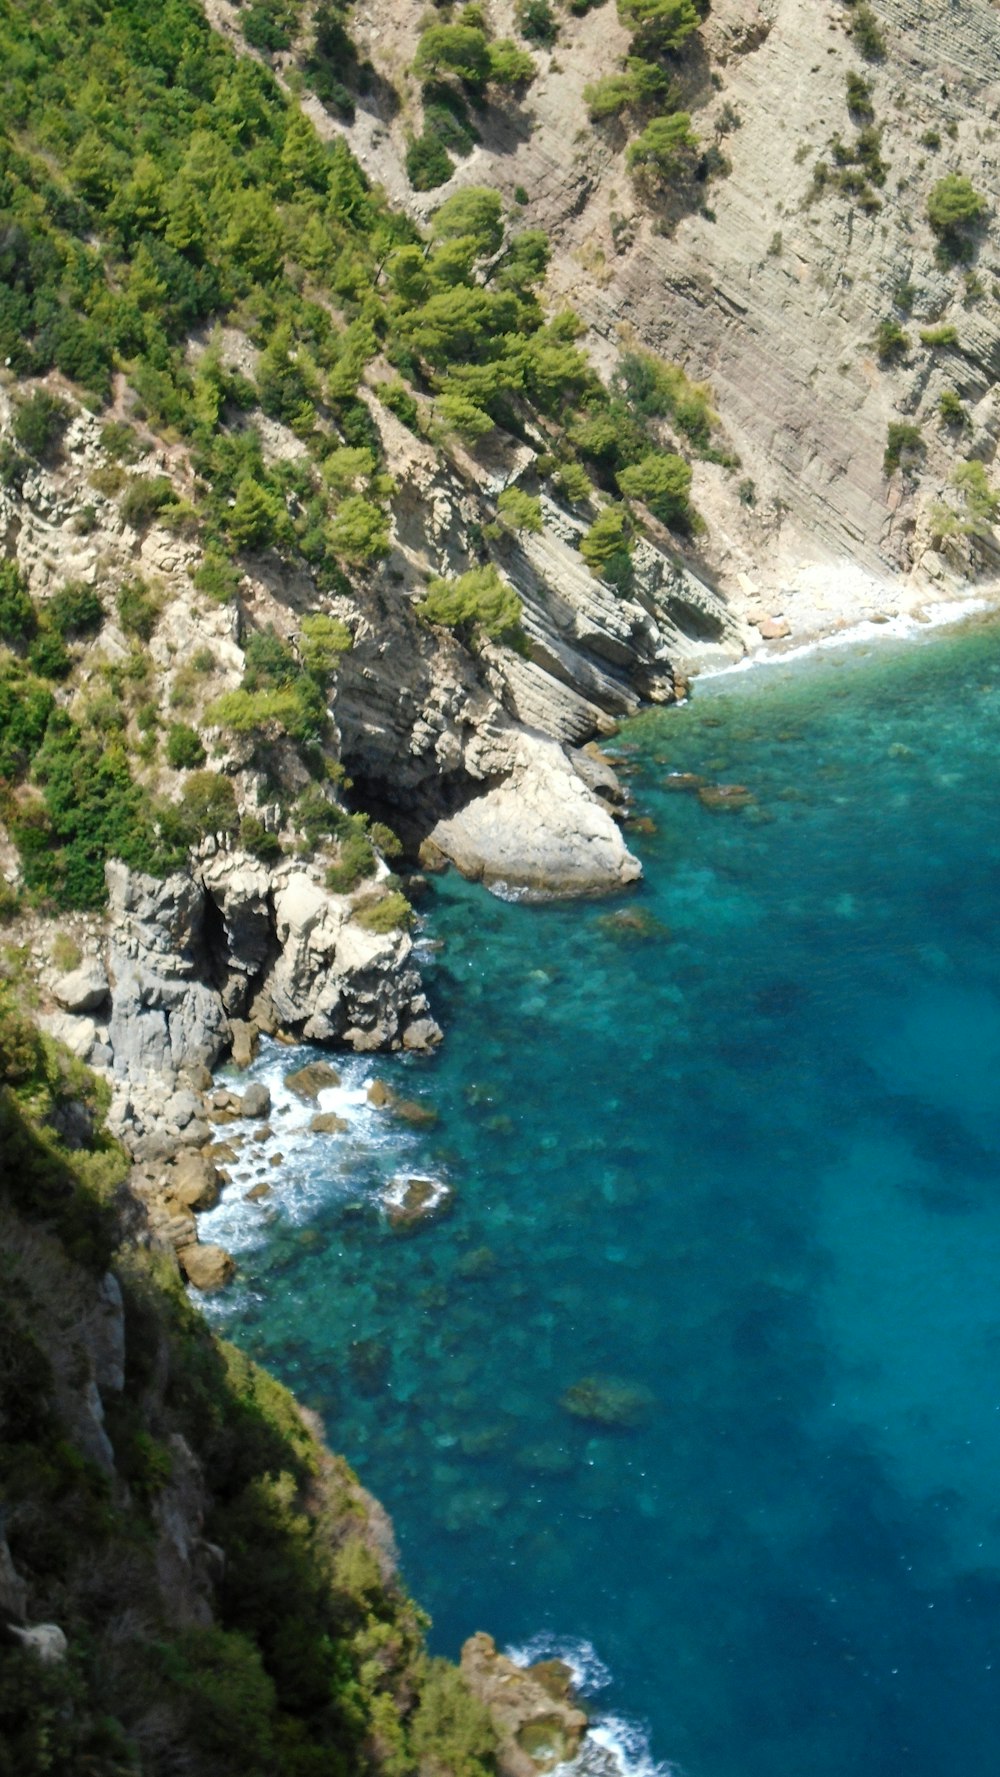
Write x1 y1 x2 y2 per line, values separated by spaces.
201 614 1000 1777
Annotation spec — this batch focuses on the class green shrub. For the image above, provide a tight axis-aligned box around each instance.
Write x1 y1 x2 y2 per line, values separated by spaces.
883 421 923 475
496 487 543 532
166 723 207 769
927 174 988 259
352 890 414 933
299 613 352 678
178 770 238 837
327 495 390 563
207 688 305 737
406 132 454 192
580 503 633 574
99 420 142 463
617 450 693 530
119 475 177 531
952 457 999 528
555 462 592 506
378 379 420 430
193 546 243 604
0 563 37 646
585 58 673 120
627 111 698 179
845 71 874 120
325 828 377 893
849 2 886 59
413 24 492 84
516 0 558 45
938 387 966 425
618 0 701 56
239 814 283 861
875 318 910 364
12 391 70 463
116 579 160 641
27 629 71 681
487 38 536 83
418 564 522 639
229 479 286 553
919 323 958 347
47 582 104 637
410 1660 497 1777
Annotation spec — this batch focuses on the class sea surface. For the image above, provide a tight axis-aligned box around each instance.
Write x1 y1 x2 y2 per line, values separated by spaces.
201 614 1000 1777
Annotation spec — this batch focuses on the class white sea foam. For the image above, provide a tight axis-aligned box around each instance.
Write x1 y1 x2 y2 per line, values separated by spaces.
699 592 995 684
503 1634 612 1696
195 1038 420 1257
502 1637 677 1777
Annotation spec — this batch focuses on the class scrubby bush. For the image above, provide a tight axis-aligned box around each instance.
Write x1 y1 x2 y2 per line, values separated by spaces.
618 0 701 56
516 0 558 45
418 565 522 639
0 563 37 646
927 175 987 261
617 451 693 529
116 579 160 641
229 479 286 553
848 2 886 59
626 111 698 180
47 582 104 637
413 24 492 84
938 388 966 425
193 546 243 605
353 890 414 933
166 723 207 769
883 421 923 475
178 770 238 837
299 613 352 678
585 59 674 120
919 323 958 347
239 814 283 861
555 462 592 505
875 318 910 363
496 487 543 533
27 628 71 680
120 475 177 532
325 827 377 892
12 391 70 463
579 503 633 574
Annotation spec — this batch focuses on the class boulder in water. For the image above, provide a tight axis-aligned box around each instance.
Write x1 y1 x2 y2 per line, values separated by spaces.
285 1060 341 1100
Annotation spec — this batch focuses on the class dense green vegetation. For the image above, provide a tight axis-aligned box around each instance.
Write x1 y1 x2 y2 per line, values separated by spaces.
0 1007 498 1775
0 0 716 914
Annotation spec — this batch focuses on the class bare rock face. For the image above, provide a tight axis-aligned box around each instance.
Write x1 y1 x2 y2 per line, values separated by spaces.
460 1633 588 1777
429 732 642 896
101 852 433 1112
52 959 109 1014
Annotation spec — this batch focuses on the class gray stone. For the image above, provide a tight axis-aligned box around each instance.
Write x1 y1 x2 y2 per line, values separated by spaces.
53 960 108 1013
8 1624 68 1665
240 1082 271 1119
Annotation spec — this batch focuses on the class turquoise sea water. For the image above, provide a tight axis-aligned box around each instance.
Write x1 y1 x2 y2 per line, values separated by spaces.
201 616 1000 1777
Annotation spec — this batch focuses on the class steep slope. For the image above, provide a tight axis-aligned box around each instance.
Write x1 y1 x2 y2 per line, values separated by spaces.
333 0 1000 631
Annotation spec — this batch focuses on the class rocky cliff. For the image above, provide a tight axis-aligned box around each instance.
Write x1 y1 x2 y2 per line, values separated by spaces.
333 0 1000 634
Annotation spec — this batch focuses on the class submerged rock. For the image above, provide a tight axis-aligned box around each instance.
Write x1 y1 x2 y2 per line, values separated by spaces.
662 772 704 792
697 782 755 812
383 1175 453 1231
560 1374 656 1429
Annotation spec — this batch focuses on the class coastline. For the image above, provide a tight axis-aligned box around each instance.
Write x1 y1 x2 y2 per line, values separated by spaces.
688 575 1000 688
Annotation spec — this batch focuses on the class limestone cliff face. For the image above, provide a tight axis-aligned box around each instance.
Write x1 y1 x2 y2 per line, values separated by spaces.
334 0 1000 629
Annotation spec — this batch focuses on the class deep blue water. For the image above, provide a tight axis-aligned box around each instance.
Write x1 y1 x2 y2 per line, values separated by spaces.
202 616 1000 1777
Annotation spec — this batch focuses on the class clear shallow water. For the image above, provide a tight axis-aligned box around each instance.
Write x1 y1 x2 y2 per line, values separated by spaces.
202 617 1000 1777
